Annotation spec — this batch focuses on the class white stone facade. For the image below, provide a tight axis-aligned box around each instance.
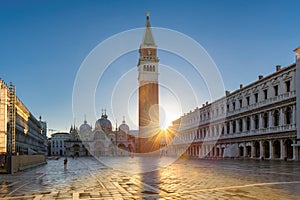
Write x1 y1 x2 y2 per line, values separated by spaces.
50 133 70 156
169 55 299 160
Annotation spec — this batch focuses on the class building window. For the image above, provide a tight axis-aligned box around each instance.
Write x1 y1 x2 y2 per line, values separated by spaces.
239 119 243 132
153 66 155 71
227 104 229 111
232 102 236 110
232 121 236 133
221 125 224 135
285 80 291 92
274 110 279 126
254 115 259 129
274 85 278 96
263 89 268 100
239 99 242 108
254 93 258 103
246 96 250 106
246 117 251 131
263 112 269 128
285 106 292 125
226 122 230 134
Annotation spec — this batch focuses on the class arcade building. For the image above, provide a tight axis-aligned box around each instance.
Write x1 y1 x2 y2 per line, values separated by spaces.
168 47 300 161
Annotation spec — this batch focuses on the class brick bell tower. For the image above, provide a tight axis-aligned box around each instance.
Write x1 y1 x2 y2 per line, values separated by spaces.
138 13 160 153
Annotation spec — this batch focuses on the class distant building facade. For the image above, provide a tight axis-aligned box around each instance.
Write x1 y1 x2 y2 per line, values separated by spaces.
0 79 47 156
65 124 90 157
169 48 300 161
50 132 70 156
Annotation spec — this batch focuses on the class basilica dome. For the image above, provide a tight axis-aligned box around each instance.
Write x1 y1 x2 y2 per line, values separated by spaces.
119 118 129 133
95 113 112 133
79 120 92 135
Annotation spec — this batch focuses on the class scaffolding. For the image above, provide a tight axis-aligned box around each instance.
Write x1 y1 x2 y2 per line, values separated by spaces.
8 82 16 154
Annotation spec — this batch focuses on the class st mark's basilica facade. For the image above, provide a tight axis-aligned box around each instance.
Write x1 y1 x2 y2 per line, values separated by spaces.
64 112 136 157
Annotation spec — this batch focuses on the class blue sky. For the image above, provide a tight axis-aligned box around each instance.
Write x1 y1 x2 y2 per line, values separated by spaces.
0 0 300 135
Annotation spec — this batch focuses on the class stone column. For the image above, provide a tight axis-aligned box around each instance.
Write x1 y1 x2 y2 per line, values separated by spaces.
250 115 255 130
292 105 296 125
293 139 298 160
259 140 264 159
243 143 247 157
229 121 232 134
269 111 273 127
280 108 284 126
269 140 274 159
251 142 255 158
280 139 285 160
259 113 263 129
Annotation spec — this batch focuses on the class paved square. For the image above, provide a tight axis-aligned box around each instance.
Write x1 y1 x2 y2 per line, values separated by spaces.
1 157 300 199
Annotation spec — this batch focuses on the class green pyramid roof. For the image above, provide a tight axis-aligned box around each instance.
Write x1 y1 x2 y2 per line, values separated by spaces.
142 15 156 46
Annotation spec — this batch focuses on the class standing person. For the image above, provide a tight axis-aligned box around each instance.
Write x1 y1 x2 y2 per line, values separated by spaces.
64 157 68 169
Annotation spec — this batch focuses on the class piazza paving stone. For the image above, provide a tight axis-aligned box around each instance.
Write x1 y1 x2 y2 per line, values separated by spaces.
0 157 300 199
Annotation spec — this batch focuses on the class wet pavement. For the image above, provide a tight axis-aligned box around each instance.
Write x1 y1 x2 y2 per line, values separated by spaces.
0 156 300 199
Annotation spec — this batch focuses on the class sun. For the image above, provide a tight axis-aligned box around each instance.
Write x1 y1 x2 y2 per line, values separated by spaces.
160 110 179 130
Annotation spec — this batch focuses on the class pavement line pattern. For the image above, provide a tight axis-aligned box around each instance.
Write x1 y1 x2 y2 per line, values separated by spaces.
178 181 300 194
4 173 45 197
0 194 43 200
78 160 108 191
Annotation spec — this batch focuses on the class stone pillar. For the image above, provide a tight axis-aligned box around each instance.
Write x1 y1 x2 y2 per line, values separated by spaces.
250 115 255 130
293 139 298 160
269 140 274 159
280 108 284 126
259 113 263 129
243 143 247 157
292 105 296 125
229 121 232 134
269 111 273 127
251 142 255 158
259 140 264 159
280 139 285 160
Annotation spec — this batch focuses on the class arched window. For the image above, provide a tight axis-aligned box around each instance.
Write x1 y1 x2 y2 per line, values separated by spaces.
263 112 268 128
254 115 259 129
285 106 292 125
239 119 243 132
232 120 236 133
274 110 279 126
153 66 155 71
150 65 152 71
143 65 146 71
147 65 149 71
246 117 251 131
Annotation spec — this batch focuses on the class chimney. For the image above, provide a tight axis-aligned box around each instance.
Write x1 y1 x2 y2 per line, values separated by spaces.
240 84 243 89
276 65 281 71
225 90 230 96
258 75 263 80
